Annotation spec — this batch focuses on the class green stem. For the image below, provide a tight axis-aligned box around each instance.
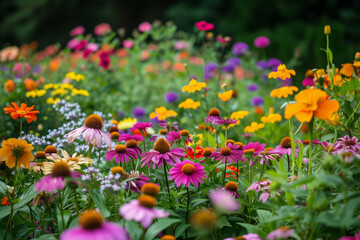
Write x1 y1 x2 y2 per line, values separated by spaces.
289 118 296 177
4 200 14 239
308 119 314 174
259 162 265 181
185 187 190 240
14 156 18 189
163 163 172 205
87 144 93 158
143 140 147 152
223 159 227 185
72 188 80 217
20 118 23 138
58 190 65 232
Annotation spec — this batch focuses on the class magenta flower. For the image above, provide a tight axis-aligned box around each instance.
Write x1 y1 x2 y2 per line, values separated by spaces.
225 233 262 240
169 159 206 187
166 130 192 145
106 145 137 163
140 138 185 169
158 120 180 130
257 148 276 165
94 23 111 36
211 143 244 164
138 22 152 32
215 118 238 126
120 195 169 228
125 139 142 157
67 38 80 49
195 21 214 31
36 175 67 192
337 135 360 152
124 171 150 193
243 142 266 164
266 226 295 240
246 179 272 193
209 189 239 212
86 43 98 52
13 62 31 77
302 77 314 87
123 40 134 48
217 36 232 43
69 26 85 36
99 55 110 69
271 137 299 157
339 232 360 240
254 36 270 48
60 210 130 240
131 122 152 133
66 114 112 150
118 133 144 142
74 40 88 51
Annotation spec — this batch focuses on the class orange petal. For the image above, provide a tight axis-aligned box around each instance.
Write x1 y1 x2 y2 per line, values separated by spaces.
314 100 340 120
295 111 313 123
284 103 301 119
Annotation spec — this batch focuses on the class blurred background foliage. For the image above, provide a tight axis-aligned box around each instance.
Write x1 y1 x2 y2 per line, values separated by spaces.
1 0 360 72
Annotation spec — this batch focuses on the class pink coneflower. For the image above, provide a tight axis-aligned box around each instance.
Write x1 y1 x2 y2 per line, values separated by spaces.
138 22 152 32
69 26 85 36
242 133 254 140
209 189 239 212
339 231 360 240
195 21 214 31
66 114 112 150
225 233 262 240
258 147 276 165
266 226 295 240
118 133 144 142
246 179 271 193
215 118 238 126
124 171 150 193
243 142 266 164
140 138 185 169
337 135 360 152
131 122 152 133
205 108 222 124
158 120 180 130
125 139 142 157
166 130 192 145
123 40 134 49
60 210 130 240
150 129 168 143
120 195 169 228
105 145 137 163
272 137 299 157
211 143 244 164
169 159 206 187
94 23 111 36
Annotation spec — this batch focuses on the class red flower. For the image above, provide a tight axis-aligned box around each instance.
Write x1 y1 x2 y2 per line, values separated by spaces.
187 146 204 159
1 197 10 206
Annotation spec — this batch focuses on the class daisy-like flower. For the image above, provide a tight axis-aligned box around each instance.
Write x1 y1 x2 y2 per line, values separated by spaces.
244 122 264 133
124 171 151 193
150 129 168 143
158 120 180 131
117 118 137 130
178 98 200 109
230 111 249 120
209 189 239 212
0 138 34 168
118 133 144 142
66 114 112 150
218 90 233 102
182 79 206 93
272 137 298 157
35 159 81 192
243 142 266 164
270 86 299 98
140 138 185 169
60 210 130 240
106 145 137 163
166 130 192 145
47 150 93 165
215 118 238 126
149 106 177 120
246 179 272 193
205 108 222 125
191 209 217 230
261 113 282 124
337 135 360 152
120 195 169 228
3 102 40 123
211 143 244 164
168 159 206 187
266 226 295 240
268 64 296 80
258 147 276 165
125 139 142 157
130 122 152 133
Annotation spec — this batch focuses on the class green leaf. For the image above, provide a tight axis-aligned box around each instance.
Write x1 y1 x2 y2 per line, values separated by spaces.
320 134 335 142
256 210 272 224
0 181 7 195
144 218 181 240
87 189 110 217
216 216 232 228
237 223 267 239
125 220 143 240
31 234 57 240
174 223 191 238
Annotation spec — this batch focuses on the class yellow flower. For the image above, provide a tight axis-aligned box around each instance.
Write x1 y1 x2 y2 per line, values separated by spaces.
268 64 296 80
230 111 249 120
65 72 85 81
178 98 200 109
218 90 233 102
44 83 59 90
52 88 68 96
261 113 282 123
117 118 137 130
26 89 46 98
60 83 74 89
324 25 331 35
149 106 177 120
270 86 298 99
0 138 34 168
182 79 206 93
244 122 264 133
326 113 340 126
46 97 60 104
72 89 89 96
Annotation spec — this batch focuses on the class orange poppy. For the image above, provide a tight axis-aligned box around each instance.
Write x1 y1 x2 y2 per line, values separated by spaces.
3 102 40 123
285 89 339 123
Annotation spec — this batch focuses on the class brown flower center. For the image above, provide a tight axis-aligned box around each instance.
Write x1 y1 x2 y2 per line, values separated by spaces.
191 209 217 229
225 181 238 192
180 129 190 137
302 140 310 145
12 146 24 158
79 210 104 230
115 145 127 153
161 235 176 240
278 226 291 232
220 146 231 156
208 108 220 117
280 137 292 148
35 151 46 159
235 237 247 240
141 183 160 196
181 163 195 175
126 139 138 148
111 166 125 175
153 138 170 154
51 161 71 177
44 145 58 154
159 129 168 135
84 114 103 129
138 195 156 208
203 147 214 157
226 139 235 145
110 132 120 140
234 142 243 149
108 126 119 133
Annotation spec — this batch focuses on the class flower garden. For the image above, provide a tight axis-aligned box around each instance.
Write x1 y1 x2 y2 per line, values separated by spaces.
0 20 360 240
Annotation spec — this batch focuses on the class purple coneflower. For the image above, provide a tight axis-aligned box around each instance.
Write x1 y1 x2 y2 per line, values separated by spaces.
158 120 180 130
209 189 239 212
125 139 142 157
272 137 299 157
150 129 168 143
106 145 137 163
66 114 112 150
124 171 150 193
131 122 152 133
168 159 206 187
166 130 192 145
266 226 295 240
118 133 144 142
205 108 222 125
243 142 266 164
140 138 185 169
225 233 262 240
60 210 130 240
120 195 169 228
211 143 243 164
337 135 360 152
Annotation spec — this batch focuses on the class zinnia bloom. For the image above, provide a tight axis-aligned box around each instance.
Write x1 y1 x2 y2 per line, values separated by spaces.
140 138 185 169
195 21 214 31
66 114 112 149
211 143 243 164
0 138 34 168
4 79 15 93
120 195 169 228
168 159 206 187
270 86 299 99
60 210 130 240
268 64 296 80
261 113 282 124
244 122 265 133
182 79 206 93
254 36 270 48
149 106 177 120
178 98 200 109
94 23 111 36
4 102 40 123
138 22 152 32
284 88 340 123
218 90 233 102
106 145 137 163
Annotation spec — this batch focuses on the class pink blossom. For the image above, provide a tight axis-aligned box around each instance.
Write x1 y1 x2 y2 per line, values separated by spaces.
94 23 111 36
67 38 80 49
195 21 214 31
69 26 85 36
254 36 270 48
138 22 152 32
123 40 134 49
